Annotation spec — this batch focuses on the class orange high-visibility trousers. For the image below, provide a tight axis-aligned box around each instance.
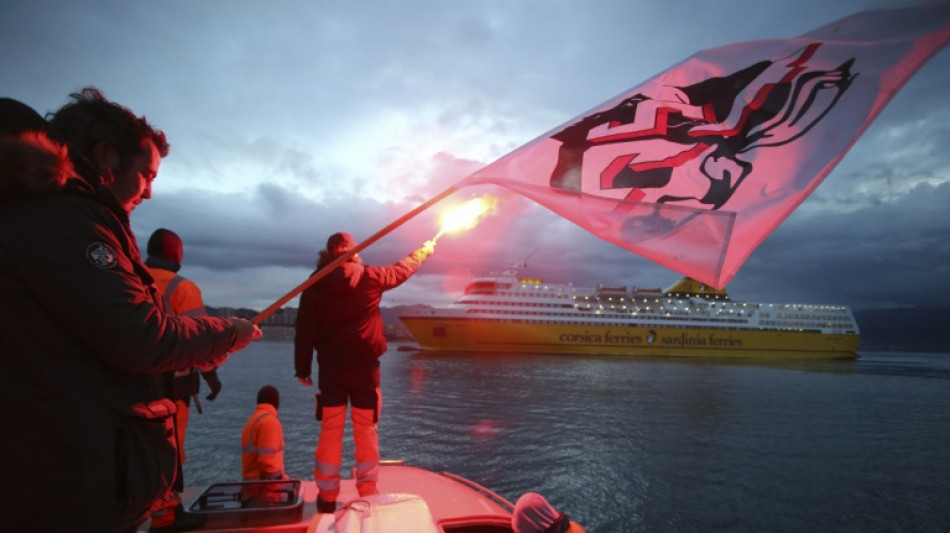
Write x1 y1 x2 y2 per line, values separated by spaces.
313 406 380 501
314 405 346 501
174 398 189 464
150 400 189 527
351 406 379 496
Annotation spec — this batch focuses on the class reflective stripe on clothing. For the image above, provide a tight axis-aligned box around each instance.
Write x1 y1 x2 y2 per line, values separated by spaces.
313 402 381 499
314 405 346 498
150 269 208 318
351 406 379 485
241 404 285 480
242 414 283 455
149 266 212 402
164 275 184 312
166 275 207 317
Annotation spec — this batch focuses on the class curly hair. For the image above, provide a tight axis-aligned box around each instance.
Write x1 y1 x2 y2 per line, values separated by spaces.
48 87 168 173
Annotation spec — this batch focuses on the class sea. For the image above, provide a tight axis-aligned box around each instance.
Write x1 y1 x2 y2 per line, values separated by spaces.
182 342 950 533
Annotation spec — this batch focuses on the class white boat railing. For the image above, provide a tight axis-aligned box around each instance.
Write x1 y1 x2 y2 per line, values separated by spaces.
439 471 515 513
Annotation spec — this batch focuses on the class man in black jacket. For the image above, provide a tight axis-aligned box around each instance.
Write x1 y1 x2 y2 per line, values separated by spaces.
0 90 260 533
294 231 434 512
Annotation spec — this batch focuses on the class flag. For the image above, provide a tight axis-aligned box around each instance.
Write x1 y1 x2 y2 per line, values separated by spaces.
458 4 950 288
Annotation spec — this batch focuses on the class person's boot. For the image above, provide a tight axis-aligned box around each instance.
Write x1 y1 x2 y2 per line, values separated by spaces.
316 497 337 513
148 503 206 532
357 481 379 497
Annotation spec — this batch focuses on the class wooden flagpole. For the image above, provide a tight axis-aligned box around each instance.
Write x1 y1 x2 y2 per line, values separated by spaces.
252 184 460 325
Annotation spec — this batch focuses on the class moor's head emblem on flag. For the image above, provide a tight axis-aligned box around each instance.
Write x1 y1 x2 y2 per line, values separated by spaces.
464 4 948 288
548 43 856 210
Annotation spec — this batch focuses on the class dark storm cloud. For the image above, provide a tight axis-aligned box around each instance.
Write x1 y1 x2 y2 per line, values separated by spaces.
4 0 948 311
733 177 950 309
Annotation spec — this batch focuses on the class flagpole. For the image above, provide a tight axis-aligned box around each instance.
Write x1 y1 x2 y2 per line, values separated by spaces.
252 184 461 325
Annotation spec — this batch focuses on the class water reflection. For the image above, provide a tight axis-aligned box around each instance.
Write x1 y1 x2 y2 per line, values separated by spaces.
407 347 950 380
185 343 950 533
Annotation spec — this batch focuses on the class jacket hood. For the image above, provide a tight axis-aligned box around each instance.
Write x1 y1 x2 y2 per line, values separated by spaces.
318 262 363 296
0 131 78 203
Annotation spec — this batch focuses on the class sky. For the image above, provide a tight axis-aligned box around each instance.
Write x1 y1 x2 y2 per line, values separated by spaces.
2 0 949 312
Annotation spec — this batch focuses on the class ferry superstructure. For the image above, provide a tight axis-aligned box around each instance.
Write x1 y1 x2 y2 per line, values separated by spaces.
398 267 860 358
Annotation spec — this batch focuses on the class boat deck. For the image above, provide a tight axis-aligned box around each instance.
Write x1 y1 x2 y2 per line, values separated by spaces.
141 463 514 533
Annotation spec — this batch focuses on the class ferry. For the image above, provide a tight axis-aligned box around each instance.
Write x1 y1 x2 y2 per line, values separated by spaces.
398 265 860 359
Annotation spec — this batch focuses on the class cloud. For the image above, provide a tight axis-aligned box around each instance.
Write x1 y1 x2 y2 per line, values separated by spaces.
4 0 949 312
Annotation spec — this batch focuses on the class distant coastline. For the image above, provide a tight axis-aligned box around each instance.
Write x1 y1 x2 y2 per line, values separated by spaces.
205 305 950 353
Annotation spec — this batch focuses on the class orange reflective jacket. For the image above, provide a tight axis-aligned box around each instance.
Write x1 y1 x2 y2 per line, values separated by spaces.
148 267 207 317
241 404 286 480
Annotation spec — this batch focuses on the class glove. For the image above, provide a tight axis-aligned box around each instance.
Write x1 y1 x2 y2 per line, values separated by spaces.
205 378 223 401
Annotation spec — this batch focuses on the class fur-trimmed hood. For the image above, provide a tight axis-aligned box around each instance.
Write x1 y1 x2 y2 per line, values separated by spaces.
0 131 78 203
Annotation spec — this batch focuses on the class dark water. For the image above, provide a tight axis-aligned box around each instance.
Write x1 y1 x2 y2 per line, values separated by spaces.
183 343 950 533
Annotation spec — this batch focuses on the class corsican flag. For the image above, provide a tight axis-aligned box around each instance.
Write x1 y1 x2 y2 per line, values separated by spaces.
459 3 950 288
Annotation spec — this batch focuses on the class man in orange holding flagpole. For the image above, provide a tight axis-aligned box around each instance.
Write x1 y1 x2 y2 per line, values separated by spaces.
294 232 434 513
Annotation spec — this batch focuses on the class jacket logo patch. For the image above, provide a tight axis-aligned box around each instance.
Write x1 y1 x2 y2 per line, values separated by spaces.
86 242 118 269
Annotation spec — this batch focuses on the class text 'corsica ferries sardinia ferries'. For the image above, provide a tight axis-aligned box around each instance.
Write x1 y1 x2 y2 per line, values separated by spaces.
398 265 860 359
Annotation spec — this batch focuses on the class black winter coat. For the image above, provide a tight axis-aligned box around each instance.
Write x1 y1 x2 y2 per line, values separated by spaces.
0 132 237 532
294 249 428 377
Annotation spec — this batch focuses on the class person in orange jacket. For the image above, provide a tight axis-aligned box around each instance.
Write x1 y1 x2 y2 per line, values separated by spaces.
145 228 224 532
241 385 287 481
146 228 225 448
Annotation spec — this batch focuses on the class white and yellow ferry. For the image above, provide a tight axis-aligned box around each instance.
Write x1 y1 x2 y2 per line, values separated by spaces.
399 265 860 359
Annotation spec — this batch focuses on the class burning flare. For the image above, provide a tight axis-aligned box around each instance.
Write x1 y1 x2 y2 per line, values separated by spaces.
434 196 497 241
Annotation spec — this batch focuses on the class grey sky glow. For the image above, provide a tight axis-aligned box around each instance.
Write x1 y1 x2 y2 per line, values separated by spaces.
3 0 948 311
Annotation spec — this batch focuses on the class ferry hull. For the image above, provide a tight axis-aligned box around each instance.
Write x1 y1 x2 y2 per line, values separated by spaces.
399 317 859 359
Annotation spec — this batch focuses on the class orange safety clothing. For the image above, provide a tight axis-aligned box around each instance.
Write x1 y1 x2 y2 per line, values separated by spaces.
312 404 381 500
149 267 215 456
147 265 222 411
313 405 346 500
295 244 431 505
150 268 207 318
147 263 221 530
242 404 286 480
149 268 203 465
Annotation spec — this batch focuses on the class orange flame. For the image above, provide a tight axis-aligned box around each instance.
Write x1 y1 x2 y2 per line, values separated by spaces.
436 196 497 240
